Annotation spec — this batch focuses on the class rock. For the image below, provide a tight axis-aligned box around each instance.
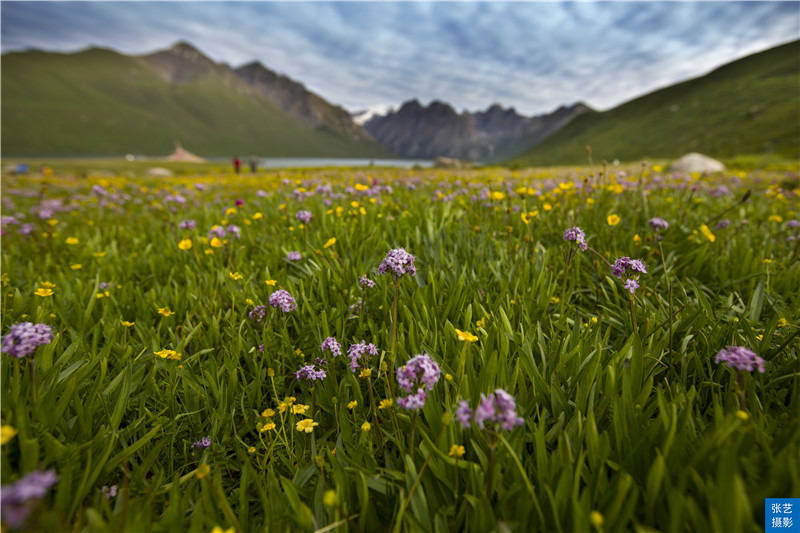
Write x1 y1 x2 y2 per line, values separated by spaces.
147 167 174 177
433 157 462 169
668 153 725 174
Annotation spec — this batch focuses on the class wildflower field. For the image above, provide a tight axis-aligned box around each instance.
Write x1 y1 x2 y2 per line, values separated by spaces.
1 163 799 532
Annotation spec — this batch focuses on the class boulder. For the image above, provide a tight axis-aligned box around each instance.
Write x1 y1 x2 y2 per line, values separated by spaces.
147 167 174 177
668 153 725 174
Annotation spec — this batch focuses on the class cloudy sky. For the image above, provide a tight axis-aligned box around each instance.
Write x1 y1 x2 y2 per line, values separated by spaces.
2 2 798 116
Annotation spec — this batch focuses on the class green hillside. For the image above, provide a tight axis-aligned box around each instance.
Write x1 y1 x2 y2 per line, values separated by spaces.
1 48 390 158
509 40 800 166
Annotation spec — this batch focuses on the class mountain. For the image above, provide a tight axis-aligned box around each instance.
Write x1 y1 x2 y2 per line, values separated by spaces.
1 42 389 158
509 40 800 166
362 100 590 161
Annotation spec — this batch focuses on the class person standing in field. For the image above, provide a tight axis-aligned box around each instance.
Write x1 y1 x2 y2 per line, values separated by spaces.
249 155 258 173
233 156 241 174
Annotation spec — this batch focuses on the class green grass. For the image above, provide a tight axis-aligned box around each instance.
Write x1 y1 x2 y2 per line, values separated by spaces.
1 163 798 532
1 48 390 158
509 40 800 166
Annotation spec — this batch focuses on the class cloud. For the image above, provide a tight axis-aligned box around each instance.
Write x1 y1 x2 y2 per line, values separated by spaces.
2 2 797 115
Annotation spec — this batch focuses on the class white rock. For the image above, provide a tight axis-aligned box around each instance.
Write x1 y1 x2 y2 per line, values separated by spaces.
147 167 174 177
668 153 725 174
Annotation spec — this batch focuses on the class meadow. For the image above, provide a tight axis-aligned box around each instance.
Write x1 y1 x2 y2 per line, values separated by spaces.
1 162 798 532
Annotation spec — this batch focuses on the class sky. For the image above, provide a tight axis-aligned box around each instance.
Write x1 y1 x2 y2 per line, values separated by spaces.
2 2 798 116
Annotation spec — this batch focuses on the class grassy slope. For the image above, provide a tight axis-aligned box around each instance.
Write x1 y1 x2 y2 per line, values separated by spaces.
1 48 390 158
509 40 800 166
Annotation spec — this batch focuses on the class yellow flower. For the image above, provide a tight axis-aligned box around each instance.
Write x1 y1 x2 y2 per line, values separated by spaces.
253 212 263 220
591 316 598 324
445 373 453 381
379 398 393 409
521 213 530 225
265 279 277 286
260 422 276 433
448 444 465 458
41 281 56 288
121 320 134 327
295 348 303 356
65 237 79 245
359 368 372 378
699 224 716 243
1 425 18 445
735 410 749 421
768 215 783 223
756 334 763 341
777 318 787 328
543 203 552 211
70 264 82 270
178 239 192 250
34 288 54 297
245 298 254 305
476 318 486 329
355 183 369 191
323 237 337 248
550 296 560 304
590 511 604 529
196 463 210 479
323 490 338 508
296 418 319 433
347 400 358 410
93 251 107 258
291 404 310 415
261 408 276 418
652 165 662 172
455 329 478 342
158 307 173 317
267 368 275 377
225 207 237 216
248 446 256 454
607 214 621 226
155 349 181 360
361 421 371 432
204 249 214 255
47 219 58 226
229 272 243 281
633 234 642 245
489 191 505 200
210 237 223 248
95 291 110 299
762 259 773 264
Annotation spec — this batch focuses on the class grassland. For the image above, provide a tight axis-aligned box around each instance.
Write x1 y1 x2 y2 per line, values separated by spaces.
1 162 798 532
509 40 800 166
0 48 389 158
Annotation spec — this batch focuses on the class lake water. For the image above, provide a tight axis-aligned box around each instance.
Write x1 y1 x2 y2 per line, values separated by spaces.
255 158 433 169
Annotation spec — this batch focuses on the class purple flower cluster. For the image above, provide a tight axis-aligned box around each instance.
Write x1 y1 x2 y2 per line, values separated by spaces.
611 257 648 293
377 248 417 277
649 217 669 231
248 305 267 322
269 290 297 313
208 224 239 240
715 219 731 230
101 485 118 500
715 346 765 373
321 337 341 357
456 389 524 430
2 322 54 358
359 276 375 288
286 251 302 262
295 210 312 224
0 470 59 528
192 436 212 449
563 227 588 251
347 340 378 372
296 364 327 382
396 354 441 410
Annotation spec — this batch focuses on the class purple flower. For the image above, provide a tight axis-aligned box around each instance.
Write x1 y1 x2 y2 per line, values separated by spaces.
715 346 765 373
2 322 54 358
611 257 647 279
296 364 327 382
396 388 427 410
101 485 118 500
347 340 378 372
18 223 35 236
269 290 297 313
192 436 212 449
563 227 588 251
377 248 417 277
226 225 241 239
396 354 441 393
286 251 302 262
623 279 640 294
788 220 799 228
359 276 375 288
321 337 341 357
715 219 731 230
649 217 669 231
0 470 58 528
456 400 473 428
249 305 267 322
314 357 327 367
296 210 312 224
208 225 226 239
460 389 524 431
